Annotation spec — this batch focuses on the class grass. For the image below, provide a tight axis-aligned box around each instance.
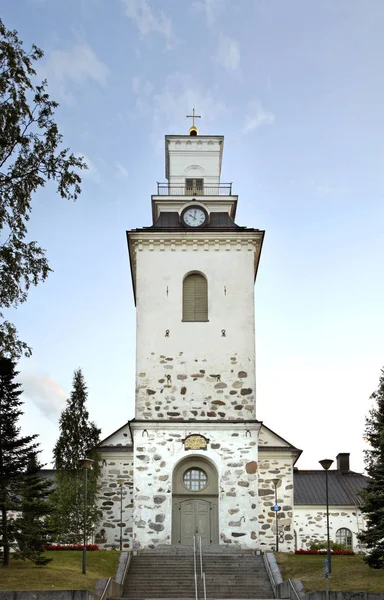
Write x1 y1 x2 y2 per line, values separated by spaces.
276 553 384 593
0 550 121 591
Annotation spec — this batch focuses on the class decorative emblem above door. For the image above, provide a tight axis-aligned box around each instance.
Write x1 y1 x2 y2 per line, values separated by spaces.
183 434 209 451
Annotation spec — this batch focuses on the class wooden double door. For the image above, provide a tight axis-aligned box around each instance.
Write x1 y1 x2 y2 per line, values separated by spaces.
172 497 218 546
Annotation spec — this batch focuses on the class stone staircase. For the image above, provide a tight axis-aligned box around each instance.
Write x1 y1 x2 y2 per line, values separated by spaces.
120 545 275 599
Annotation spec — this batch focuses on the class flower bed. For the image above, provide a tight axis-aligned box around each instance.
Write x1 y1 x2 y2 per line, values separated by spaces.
295 548 354 555
43 544 100 551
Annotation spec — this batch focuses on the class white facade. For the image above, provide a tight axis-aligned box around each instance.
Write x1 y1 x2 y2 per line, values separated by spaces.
95 128 366 553
293 506 365 553
132 236 259 422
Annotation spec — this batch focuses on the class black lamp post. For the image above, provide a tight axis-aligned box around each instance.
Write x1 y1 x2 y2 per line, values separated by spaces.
117 479 125 551
272 478 280 552
79 457 94 575
319 459 333 575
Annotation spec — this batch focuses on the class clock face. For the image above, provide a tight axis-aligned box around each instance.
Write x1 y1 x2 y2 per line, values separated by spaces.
182 206 207 227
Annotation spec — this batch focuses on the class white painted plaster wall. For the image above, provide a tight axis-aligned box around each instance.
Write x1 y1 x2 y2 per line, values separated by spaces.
167 138 223 185
134 242 258 421
130 423 260 550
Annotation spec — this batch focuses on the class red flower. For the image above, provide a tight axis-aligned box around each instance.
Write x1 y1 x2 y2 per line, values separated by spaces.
43 544 100 551
295 549 354 556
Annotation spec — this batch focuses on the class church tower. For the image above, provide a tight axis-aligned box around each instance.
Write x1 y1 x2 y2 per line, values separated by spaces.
127 118 266 549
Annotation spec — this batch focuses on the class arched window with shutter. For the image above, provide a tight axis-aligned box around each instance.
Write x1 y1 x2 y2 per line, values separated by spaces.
182 272 208 322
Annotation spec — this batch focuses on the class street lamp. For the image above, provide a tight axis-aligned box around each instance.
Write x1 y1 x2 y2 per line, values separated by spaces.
272 478 280 552
79 457 94 575
117 479 125 551
319 459 333 575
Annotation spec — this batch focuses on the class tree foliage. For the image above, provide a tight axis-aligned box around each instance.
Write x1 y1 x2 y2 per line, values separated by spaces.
50 369 101 543
0 357 39 566
14 453 53 565
0 18 87 359
358 367 384 568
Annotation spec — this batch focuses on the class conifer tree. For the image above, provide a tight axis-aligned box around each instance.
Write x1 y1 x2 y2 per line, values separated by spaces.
0 358 39 566
359 366 384 568
51 369 101 543
14 453 53 565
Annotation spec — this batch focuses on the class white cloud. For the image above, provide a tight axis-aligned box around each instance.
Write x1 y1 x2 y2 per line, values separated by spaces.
121 0 174 47
41 43 109 103
131 75 154 114
20 373 66 420
150 73 226 151
116 162 129 179
76 153 101 183
129 72 226 151
242 100 275 134
217 35 240 72
192 0 225 26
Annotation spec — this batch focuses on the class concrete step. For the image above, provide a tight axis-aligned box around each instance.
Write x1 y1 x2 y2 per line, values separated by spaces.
122 549 274 599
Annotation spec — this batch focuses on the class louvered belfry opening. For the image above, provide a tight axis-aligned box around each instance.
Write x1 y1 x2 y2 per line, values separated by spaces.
183 273 208 321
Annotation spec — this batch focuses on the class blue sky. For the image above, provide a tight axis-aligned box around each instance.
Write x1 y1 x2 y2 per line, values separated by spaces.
2 0 384 472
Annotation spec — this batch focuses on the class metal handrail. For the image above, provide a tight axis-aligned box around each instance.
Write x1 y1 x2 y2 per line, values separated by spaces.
121 551 131 586
198 536 207 600
287 579 302 600
193 535 198 600
156 183 233 196
99 576 112 600
99 551 131 600
263 552 277 598
199 536 203 578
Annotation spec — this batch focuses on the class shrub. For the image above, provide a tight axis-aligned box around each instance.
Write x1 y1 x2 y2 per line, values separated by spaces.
309 540 348 552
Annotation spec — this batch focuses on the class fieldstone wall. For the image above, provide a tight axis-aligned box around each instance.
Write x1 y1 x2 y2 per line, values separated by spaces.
131 423 260 550
257 452 295 553
97 452 134 549
293 506 365 552
136 352 255 421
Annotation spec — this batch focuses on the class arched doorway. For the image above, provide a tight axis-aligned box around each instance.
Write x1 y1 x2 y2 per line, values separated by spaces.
172 456 219 546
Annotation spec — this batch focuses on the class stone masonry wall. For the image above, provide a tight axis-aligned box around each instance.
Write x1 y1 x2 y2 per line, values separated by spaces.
294 506 365 552
131 424 260 550
136 353 255 421
257 452 295 553
97 453 134 549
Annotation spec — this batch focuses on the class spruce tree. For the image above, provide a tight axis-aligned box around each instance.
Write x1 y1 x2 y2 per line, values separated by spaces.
358 366 384 568
14 453 53 565
0 358 39 566
51 369 101 543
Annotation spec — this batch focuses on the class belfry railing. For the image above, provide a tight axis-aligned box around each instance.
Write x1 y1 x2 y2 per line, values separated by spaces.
157 183 233 196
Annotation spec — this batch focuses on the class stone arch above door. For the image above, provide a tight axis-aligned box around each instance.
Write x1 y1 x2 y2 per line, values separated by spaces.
172 455 219 545
173 455 218 496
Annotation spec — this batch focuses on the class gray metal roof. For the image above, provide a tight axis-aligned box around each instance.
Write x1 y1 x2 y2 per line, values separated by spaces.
139 212 251 230
294 470 368 506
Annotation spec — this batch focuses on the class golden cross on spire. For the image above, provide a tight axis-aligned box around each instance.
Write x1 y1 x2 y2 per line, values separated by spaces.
186 107 201 128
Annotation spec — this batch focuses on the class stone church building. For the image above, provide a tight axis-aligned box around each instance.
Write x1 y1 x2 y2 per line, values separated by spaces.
96 121 367 553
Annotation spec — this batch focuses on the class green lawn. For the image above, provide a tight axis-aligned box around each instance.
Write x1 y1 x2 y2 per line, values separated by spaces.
276 553 384 593
0 550 121 591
